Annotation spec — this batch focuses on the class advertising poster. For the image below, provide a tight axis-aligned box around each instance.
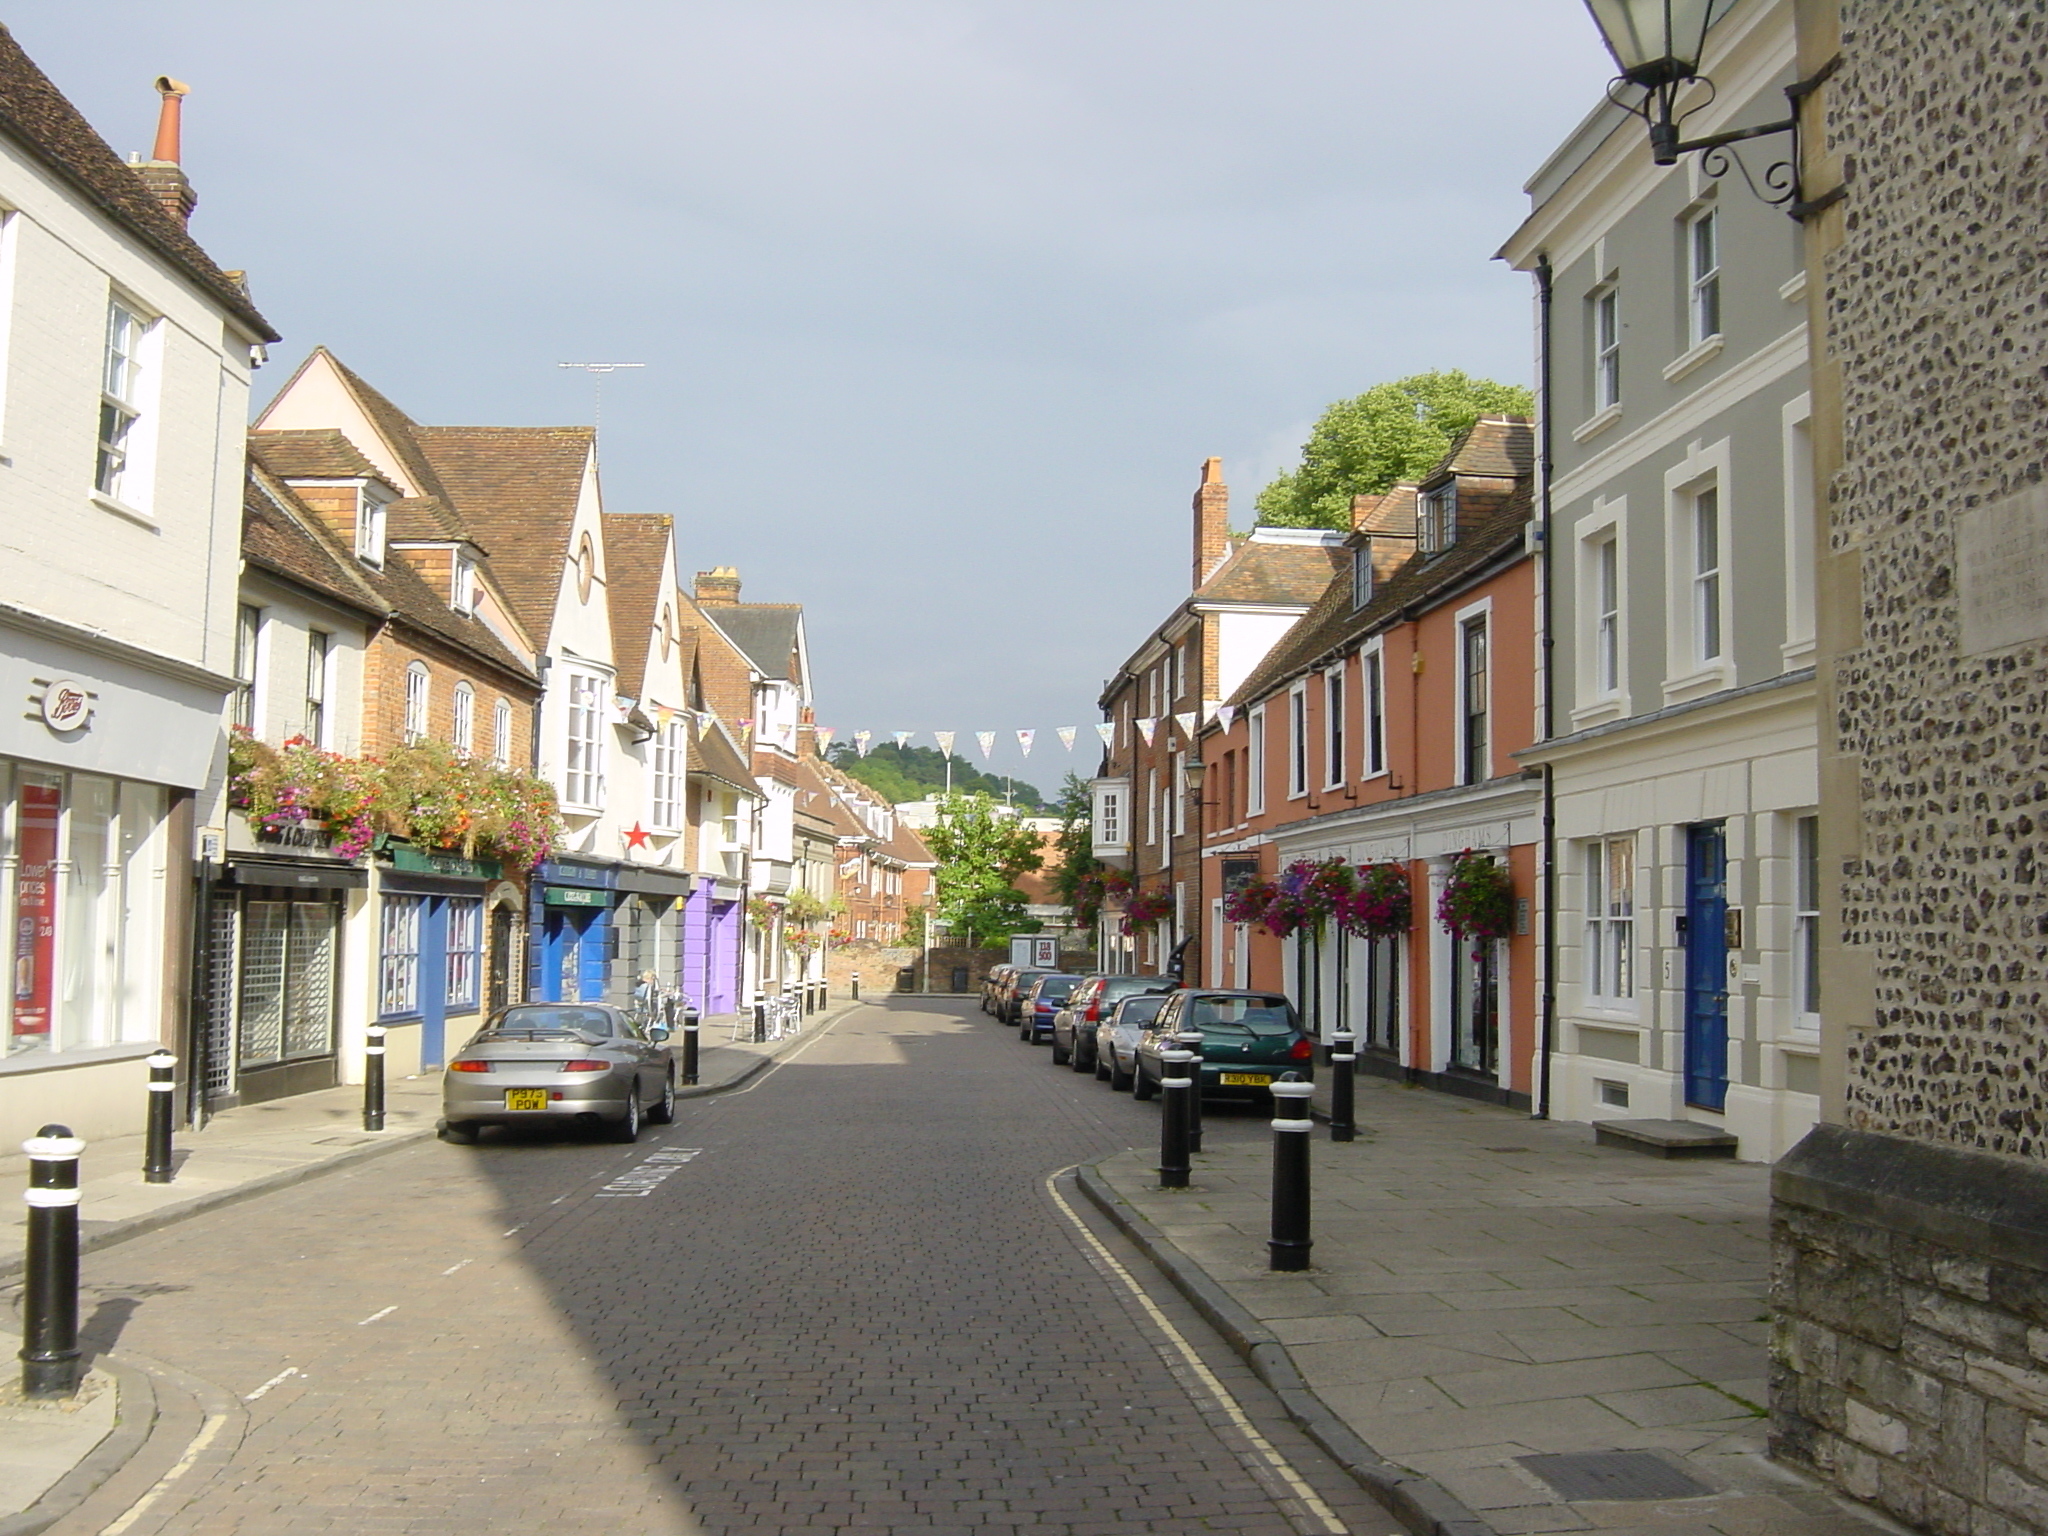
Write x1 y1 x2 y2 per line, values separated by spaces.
12 781 60 1038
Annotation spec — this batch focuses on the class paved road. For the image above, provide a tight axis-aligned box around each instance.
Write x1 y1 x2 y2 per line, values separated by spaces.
55 999 1394 1535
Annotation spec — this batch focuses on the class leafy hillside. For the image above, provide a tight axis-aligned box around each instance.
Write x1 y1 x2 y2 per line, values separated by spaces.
825 744 1048 812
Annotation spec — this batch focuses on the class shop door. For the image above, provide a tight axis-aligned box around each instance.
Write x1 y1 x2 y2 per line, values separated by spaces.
1684 823 1730 1111
488 905 514 1015
417 898 450 1069
1449 939 1498 1077
542 908 608 1002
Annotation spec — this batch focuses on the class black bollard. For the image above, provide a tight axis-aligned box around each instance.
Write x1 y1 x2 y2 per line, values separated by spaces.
1269 1074 1315 1272
806 979 817 1016
20 1125 83 1399
1329 1024 1357 1142
1157 1044 1194 1189
751 992 767 1043
143 1049 177 1183
851 971 861 1002
1176 1024 1206 1153
363 1024 386 1132
681 1004 701 1085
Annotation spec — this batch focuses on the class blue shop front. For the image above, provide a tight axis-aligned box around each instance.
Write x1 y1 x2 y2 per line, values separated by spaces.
374 843 502 1072
531 857 619 1003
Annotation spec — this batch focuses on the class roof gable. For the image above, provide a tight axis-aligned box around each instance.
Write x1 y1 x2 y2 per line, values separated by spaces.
601 512 676 703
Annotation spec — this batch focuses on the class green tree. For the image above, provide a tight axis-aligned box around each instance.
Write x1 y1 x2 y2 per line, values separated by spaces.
1047 772 1100 910
925 793 1045 947
1255 370 1534 530
826 743 1047 812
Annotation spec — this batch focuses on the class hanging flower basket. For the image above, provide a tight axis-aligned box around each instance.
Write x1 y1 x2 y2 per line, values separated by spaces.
1072 867 1130 931
1222 878 1275 928
1437 849 1514 958
1120 888 1173 933
1337 862 1412 939
1258 858 1354 938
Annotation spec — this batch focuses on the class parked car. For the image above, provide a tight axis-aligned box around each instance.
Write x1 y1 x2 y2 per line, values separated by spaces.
981 964 1015 1015
441 1003 675 1145
1131 990 1313 1103
1017 973 1082 1044
1051 974 1174 1070
1095 992 1172 1092
996 968 1052 1024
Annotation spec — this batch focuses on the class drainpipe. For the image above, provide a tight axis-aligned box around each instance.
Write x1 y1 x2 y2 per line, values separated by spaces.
1535 253 1558 1121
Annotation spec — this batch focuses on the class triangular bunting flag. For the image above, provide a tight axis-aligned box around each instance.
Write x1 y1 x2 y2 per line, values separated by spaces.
1136 717 1157 746
816 726 836 752
1016 729 1035 756
1202 699 1220 724
1173 711 1196 741
893 731 913 750
854 730 872 756
1095 723 1115 748
1056 726 1077 752
933 730 955 757
975 731 996 760
1216 704 1238 730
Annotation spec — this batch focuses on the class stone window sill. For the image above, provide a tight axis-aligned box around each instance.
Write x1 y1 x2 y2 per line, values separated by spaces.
1662 664 1736 707
1662 334 1725 383
91 492 159 530
1569 696 1630 730
1779 270 1809 302
1572 404 1623 444
0 1040 164 1078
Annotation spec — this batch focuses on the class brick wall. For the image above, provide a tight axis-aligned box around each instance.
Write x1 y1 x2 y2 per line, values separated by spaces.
360 627 535 766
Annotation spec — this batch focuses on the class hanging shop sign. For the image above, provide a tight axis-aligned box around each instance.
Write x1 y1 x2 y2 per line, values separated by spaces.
38 679 93 733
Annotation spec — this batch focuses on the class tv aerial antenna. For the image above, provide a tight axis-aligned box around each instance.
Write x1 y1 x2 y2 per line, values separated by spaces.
556 361 646 440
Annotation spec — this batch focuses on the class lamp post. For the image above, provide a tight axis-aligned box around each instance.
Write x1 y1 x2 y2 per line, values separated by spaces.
1580 0 1831 212
1183 757 1207 987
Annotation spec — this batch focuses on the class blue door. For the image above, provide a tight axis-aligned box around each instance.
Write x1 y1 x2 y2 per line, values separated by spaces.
541 907 612 1001
419 897 450 1067
1684 823 1729 1111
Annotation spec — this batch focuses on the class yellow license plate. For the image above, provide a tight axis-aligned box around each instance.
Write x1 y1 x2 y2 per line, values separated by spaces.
1219 1072 1272 1086
504 1088 549 1111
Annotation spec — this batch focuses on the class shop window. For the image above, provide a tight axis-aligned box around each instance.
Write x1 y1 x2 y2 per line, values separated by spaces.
239 900 337 1066
446 898 481 1009
379 895 423 1017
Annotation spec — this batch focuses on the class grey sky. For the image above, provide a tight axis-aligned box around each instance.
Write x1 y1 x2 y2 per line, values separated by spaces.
16 4 1612 796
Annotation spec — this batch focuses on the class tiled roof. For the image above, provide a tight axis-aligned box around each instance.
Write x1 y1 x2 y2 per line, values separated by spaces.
411 425 595 646
315 350 456 505
0 27 278 341
385 495 470 543
246 429 381 482
1229 485 1535 708
882 820 934 867
689 718 762 796
242 467 385 619
367 547 537 687
601 513 674 702
1195 539 1346 606
708 604 803 682
1425 416 1535 484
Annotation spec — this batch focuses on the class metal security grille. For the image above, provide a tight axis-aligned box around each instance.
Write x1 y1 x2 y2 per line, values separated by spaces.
284 903 336 1057
239 901 288 1065
200 900 238 1099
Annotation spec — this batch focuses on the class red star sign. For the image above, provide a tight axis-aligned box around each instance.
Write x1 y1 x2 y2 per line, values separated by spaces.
623 822 653 851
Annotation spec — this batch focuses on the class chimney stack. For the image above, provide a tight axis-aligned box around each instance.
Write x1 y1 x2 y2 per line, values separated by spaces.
132 77 197 228
694 566 741 606
1192 457 1229 590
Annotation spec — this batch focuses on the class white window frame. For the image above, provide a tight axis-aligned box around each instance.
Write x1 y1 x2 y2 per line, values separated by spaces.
1782 394 1816 665
1687 206 1721 347
1093 782 1124 850
452 681 475 755
1691 485 1723 665
1351 542 1374 610
451 553 478 616
403 662 430 743
563 670 608 811
1322 668 1345 789
492 698 513 767
95 297 154 509
1419 483 1457 555
1286 683 1309 799
1593 282 1621 412
1247 706 1267 816
445 898 481 1009
233 603 263 733
304 630 330 748
1454 598 1492 787
1360 642 1386 779
651 717 685 832
1662 439 1734 701
1582 835 1637 1009
357 487 390 567
1794 813 1821 1032
1144 767 1158 847
378 894 422 1018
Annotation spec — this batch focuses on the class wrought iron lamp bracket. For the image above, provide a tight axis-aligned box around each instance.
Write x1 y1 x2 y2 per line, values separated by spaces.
1609 56 1843 221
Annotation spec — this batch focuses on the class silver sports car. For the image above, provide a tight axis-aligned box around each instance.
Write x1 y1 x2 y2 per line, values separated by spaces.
440 1003 675 1144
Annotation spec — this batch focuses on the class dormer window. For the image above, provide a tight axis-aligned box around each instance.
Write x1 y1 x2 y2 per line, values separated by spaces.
1350 542 1374 610
1419 484 1457 555
451 553 477 615
357 487 390 567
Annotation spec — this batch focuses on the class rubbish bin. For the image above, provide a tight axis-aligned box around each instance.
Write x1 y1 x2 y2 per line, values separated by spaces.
895 965 917 993
950 965 970 993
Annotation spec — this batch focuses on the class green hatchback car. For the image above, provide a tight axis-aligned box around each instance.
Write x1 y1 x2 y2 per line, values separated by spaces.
1131 989 1314 1102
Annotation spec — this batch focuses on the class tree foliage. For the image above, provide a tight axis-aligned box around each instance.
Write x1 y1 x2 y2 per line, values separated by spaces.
1047 773 1102 910
924 793 1045 947
826 743 1047 812
1255 371 1534 530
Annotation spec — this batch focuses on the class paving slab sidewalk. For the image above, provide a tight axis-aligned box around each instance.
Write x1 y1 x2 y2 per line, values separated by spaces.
1084 1076 1909 1536
0 1001 853 1532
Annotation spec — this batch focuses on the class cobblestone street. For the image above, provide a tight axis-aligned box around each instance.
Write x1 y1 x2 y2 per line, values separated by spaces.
46 1001 1393 1535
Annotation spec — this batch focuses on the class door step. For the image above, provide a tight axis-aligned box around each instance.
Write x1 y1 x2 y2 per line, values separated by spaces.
1593 1117 1739 1159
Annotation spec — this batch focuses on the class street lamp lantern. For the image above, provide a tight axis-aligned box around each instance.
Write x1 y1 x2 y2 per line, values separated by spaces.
1582 0 1720 88
1183 758 1207 795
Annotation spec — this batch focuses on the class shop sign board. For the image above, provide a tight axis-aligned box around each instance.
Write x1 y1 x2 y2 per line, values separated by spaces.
544 887 612 908
11 782 60 1036
386 845 500 881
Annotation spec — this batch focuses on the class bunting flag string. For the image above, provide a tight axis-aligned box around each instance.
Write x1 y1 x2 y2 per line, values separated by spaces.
1016 729 1035 756
1216 704 1238 730
975 731 996 760
933 730 955 757
893 731 913 750
1056 726 1077 752
1201 699 1220 724
1095 722 1115 748
815 726 836 752
854 730 872 756
1136 717 1157 746
1173 711 1197 742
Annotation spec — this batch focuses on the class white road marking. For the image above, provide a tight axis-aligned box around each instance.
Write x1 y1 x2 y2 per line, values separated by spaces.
595 1147 703 1197
356 1306 397 1326
1045 1167 1349 1536
243 1367 300 1402
440 1258 474 1276
501 1224 525 1237
99 1411 228 1534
